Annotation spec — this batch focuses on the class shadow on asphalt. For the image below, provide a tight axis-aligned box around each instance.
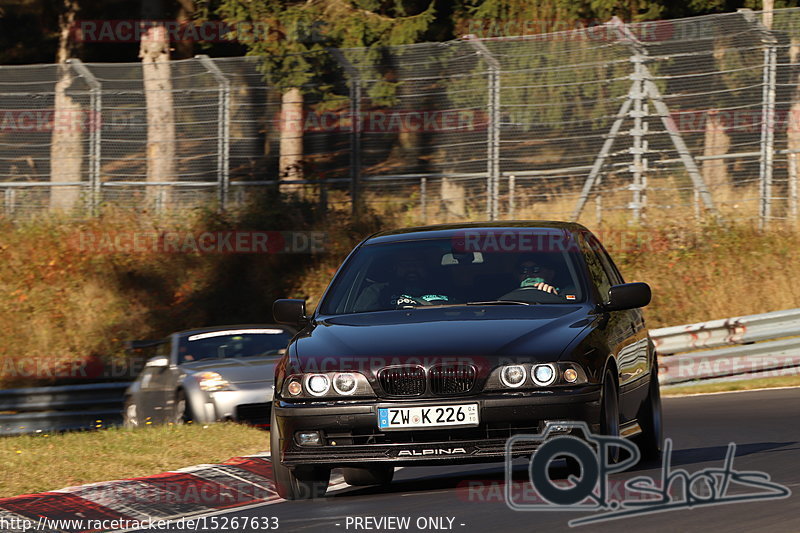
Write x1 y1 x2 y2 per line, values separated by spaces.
666 441 797 467
324 441 797 500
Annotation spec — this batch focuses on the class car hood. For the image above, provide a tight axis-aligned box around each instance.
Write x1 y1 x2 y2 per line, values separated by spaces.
180 356 281 384
294 306 593 375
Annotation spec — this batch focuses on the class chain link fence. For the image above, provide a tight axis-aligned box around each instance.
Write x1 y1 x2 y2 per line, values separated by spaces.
2 8 800 227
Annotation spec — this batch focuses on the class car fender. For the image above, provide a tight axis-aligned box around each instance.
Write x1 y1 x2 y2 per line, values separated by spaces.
557 313 610 385
177 374 217 423
124 379 142 399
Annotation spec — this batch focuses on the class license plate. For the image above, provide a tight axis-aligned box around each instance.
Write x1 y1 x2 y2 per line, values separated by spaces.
378 403 479 430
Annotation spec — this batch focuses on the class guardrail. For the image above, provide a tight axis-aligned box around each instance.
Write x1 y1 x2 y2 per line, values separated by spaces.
0 382 131 435
652 308 800 385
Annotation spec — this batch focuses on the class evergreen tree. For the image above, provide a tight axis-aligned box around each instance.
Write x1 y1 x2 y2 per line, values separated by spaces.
198 0 438 180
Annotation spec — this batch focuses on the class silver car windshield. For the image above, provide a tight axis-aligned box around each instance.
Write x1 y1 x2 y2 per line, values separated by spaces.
178 331 292 363
320 235 586 315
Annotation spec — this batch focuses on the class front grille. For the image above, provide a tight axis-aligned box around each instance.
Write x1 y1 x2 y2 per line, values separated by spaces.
378 366 426 396
429 364 476 395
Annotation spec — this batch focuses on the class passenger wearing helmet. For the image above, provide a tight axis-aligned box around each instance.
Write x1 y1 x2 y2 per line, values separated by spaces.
516 257 559 295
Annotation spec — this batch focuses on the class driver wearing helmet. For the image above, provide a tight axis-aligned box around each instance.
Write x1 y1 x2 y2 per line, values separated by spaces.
353 249 450 311
389 254 450 307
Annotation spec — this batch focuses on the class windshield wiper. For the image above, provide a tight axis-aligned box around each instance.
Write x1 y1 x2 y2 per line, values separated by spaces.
465 300 535 306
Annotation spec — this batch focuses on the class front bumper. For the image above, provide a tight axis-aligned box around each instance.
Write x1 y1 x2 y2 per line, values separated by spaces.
198 385 273 426
273 386 601 467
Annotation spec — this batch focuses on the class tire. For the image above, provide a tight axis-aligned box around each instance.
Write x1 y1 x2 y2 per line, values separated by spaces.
600 369 621 464
634 365 663 462
123 398 139 429
269 409 330 500
342 466 394 486
173 390 192 425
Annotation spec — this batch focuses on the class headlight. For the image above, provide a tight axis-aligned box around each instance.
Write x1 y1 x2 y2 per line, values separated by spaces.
287 379 302 396
563 368 578 383
532 364 556 386
196 371 231 392
500 365 527 388
333 373 357 395
281 372 375 398
306 374 331 396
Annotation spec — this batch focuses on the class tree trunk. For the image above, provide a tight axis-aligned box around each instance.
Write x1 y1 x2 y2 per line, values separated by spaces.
279 87 304 194
440 177 466 221
139 22 175 208
763 0 774 30
50 0 82 212
701 109 730 192
174 0 195 60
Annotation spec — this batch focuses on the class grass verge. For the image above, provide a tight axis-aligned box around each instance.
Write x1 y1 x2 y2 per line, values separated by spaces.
2 198 800 388
661 375 800 396
0 423 268 499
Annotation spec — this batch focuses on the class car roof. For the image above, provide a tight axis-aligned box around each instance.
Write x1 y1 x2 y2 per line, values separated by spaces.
364 220 591 245
173 324 295 338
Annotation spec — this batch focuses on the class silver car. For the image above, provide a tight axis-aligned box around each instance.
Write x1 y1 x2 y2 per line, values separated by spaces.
123 325 295 428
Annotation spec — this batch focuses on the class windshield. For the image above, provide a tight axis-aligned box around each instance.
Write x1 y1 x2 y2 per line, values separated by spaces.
320 234 586 315
178 329 292 363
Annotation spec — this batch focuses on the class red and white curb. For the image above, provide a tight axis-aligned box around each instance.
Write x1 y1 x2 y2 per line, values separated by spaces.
0 454 351 533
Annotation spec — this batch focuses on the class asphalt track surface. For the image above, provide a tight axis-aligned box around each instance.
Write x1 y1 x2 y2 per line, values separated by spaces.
129 388 800 533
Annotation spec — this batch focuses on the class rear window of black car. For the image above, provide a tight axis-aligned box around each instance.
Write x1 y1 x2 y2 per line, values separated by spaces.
320 234 587 315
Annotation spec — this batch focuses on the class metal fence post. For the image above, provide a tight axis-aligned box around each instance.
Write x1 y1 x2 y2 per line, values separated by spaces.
630 54 646 223
790 151 799 224
759 43 777 229
155 187 167 212
739 9 778 229
196 55 231 210
67 59 101 215
508 174 515 219
420 177 427 224
465 36 500 221
588 17 717 222
330 50 362 219
4 188 15 216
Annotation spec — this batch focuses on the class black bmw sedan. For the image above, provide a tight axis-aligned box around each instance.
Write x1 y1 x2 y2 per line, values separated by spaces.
270 222 662 499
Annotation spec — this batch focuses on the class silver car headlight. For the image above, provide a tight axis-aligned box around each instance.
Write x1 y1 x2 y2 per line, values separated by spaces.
196 371 232 392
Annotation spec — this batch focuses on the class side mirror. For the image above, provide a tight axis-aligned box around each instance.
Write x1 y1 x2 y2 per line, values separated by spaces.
604 282 651 311
273 299 307 327
145 356 170 368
